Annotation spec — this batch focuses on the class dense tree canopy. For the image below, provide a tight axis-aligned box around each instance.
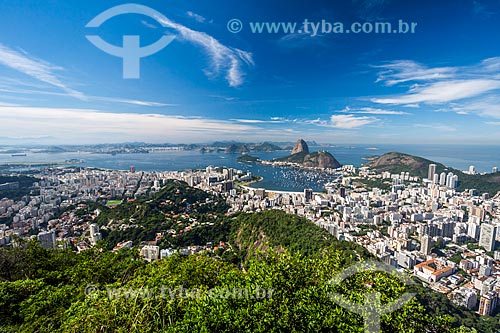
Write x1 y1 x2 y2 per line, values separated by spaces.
0 239 487 332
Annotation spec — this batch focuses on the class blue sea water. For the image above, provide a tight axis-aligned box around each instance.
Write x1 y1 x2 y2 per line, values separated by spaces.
1 144 499 192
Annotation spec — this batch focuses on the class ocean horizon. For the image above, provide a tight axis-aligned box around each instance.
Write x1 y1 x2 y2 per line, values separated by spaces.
1 144 499 192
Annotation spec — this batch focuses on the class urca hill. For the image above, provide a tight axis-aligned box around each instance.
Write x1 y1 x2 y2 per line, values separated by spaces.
274 139 341 169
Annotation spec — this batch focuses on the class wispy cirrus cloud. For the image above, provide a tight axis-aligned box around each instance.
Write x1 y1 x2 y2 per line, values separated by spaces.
141 19 157 29
0 43 85 99
0 44 175 107
278 33 328 49
186 11 206 23
152 13 253 87
226 114 379 130
414 124 457 132
209 95 237 101
473 0 496 19
299 115 379 129
329 114 378 129
353 0 388 20
373 79 500 104
340 106 410 115
0 106 259 144
0 102 21 107
242 114 379 129
372 58 500 109
0 107 346 144
0 86 176 107
445 96 500 119
230 118 290 124
92 96 177 107
230 119 267 123
374 60 456 86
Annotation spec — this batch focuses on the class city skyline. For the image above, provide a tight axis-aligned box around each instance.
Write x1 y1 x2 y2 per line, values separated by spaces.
1 1 500 144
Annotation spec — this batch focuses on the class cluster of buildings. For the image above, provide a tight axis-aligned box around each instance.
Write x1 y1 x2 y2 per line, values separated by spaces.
1 161 500 317
0 167 174 248
427 163 459 189
139 241 227 262
0 165 251 252
202 163 500 316
312 165 500 316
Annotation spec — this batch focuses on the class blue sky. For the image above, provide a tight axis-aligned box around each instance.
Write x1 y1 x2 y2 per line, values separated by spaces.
1 0 500 144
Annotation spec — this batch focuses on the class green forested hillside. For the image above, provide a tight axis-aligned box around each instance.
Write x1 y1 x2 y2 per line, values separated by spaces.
0 240 483 333
366 152 500 195
93 180 229 249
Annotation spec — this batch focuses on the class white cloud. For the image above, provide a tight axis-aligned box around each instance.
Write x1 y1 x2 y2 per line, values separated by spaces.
329 115 378 129
0 44 175 107
414 124 457 132
0 86 175 107
403 103 420 108
341 106 410 115
372 79 500 104
0 107 350 144
0 107 259 144
278 33 327 49
230 119 267 123
353 0 388 20
209 95 237 101
374 60 456 86
371 57 500 120
304 118 323 124
92 96 177 107
186 11 206 23
372 58 500 112
250 115 378 129
450 97 500 119
473 0 496 18
230 117 297 124
486 121 500 126
152 14 253 87
0 43 85 99
141 19 157 29
0 102 21 107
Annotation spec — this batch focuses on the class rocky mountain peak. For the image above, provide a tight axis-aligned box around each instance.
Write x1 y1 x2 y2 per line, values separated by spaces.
291 139 309 155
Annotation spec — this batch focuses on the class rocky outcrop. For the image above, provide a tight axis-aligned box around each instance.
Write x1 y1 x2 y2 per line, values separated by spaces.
275 139 341 169
291 139 309 155
302 151 341 169
366 152 427 170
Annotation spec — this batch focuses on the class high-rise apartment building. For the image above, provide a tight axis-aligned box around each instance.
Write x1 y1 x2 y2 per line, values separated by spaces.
479 291 498 316
89 223 102 245
421 235 432 256
37 230 55 249
479 223 497 252
428 164 436 181
439 172 446 186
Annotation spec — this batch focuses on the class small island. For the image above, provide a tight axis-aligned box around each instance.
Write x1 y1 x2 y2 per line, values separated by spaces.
237 154 261 163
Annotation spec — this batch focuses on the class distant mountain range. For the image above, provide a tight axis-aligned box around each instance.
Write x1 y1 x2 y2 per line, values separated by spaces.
0 141 328 155
224 142 283 153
